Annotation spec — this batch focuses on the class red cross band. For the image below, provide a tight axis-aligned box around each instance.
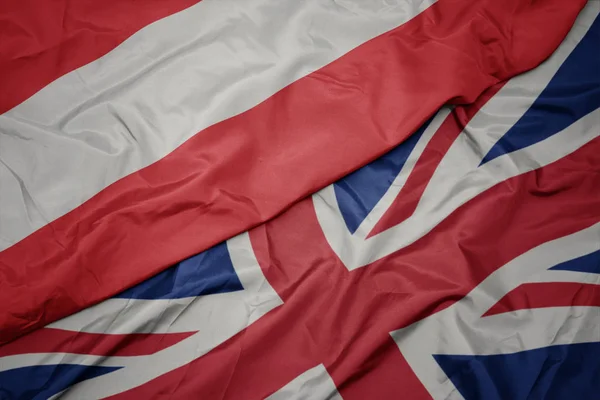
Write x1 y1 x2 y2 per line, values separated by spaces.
108 132 599 399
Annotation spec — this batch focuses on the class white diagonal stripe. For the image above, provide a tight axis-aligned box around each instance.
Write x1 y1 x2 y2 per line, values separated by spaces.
48 233 281 334
314 3 599 270
0 0 436 250
391 223 600 400
0 232 281 399
353 106 452 239
268 364 343 400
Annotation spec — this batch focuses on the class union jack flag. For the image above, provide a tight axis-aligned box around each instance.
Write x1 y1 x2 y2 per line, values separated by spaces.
0 2 598 399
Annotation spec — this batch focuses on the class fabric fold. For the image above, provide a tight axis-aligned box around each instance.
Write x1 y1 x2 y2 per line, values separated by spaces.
0 0 588 345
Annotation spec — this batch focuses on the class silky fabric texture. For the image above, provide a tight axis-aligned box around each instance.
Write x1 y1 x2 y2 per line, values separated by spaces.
0 0 201 113
0 4 599 397
103 17 599 395
0 0 588 345
0 0 440 250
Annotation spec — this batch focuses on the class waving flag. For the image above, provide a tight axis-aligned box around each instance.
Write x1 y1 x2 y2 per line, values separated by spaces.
1 0 598 397
0 0 589 345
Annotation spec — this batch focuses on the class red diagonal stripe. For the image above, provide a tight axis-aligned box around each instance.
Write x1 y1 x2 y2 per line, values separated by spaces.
0 0 200 113
109 137 599 399
485 282 600 317
368 84 503 237
0 0 585 346
107 199 433 400
0 328 194 357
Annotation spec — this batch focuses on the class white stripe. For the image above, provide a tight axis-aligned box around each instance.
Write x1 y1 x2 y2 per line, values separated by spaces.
0 352 125 372
61 233 278 399
394 306 600 400
0 232 281 398
440 224 600 319
267 364 343 400
48 292 254 334
391 223 600 400
313 3 599 270
48 233 281 334
317 107 599 270
529 270 600 285
0 0 436 251
475 307 600 353
312 108 448 264
353 107 452 239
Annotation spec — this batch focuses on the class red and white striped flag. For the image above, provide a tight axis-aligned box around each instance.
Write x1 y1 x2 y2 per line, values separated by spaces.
0 0 598 398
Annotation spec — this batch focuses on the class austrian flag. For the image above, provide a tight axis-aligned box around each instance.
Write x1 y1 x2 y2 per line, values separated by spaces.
0 0 598 399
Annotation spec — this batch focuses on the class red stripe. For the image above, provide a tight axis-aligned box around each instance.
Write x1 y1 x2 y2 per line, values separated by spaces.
485 282 600 317
331 337 431 400
0 0 199 113
109 138 599 398
108 200 433 400
106 259 319 399
368 84 503 237
0 328 194 357
0 0 586 345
